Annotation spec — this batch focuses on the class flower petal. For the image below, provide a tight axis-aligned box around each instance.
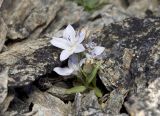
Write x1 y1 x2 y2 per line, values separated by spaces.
74 44 85 53
79 58 86 66
60 50 73 61
91 46 105 56
77 31 85 44
50 37 70 49
54 67 74 76
68 54 79 71
63 25 76 42
85 53 91 59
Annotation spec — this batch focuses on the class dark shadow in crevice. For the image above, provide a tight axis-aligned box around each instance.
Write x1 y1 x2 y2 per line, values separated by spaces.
29 102 34 112
96 75 110 95
89 14 102 21
120 104 128 114
124 0 130 7
5 37 26 47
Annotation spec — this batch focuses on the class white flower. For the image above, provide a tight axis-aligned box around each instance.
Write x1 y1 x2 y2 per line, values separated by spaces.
54 54 84 76
86 42 105 59
89 46 105 58
50 25 85 61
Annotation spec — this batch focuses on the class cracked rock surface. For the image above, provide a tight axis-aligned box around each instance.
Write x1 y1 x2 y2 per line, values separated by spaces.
0 0 160 115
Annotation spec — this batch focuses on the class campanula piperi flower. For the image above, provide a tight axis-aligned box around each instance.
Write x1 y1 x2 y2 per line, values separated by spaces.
50 25 85 61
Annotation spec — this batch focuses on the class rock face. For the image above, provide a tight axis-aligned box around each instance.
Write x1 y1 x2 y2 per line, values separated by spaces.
99 17 160 91
97 17 160 115
102 88 128 114
28 90 71 116
0 17 7 52
0 37 61 90
125 78 160 116
0 0 63 106
72 91 104 116
0 0 64 40
0 0 160 115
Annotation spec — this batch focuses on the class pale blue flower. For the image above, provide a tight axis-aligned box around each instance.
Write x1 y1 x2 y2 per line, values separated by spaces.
54 54 84 76
50 25 85 61
89 46 105 58
86 41 105 59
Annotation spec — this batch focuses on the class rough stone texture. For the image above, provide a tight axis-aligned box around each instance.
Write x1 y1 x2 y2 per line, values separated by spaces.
0 66 8 104
0 17 7 52
72 91 104 116
0 0 64 40
47 86 75 101
0 37 60 87
125 78 160 116
0 89 14 114
28 90 71 116
95 17 160 115
0 0 3 8
126 0 159 17
89 4 129 27
98 17 160 91
1 87 71 116
44 1 89 35
8 41 60 86
103 88 128 114
0 37 61 105
0 0 160 115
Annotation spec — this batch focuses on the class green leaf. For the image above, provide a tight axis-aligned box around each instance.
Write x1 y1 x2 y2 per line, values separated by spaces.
65 86 86 94
84 0 98 9
92 76 96 87
87 63 101 85
80 68 88 79
70 0 108 11
94 87 102 97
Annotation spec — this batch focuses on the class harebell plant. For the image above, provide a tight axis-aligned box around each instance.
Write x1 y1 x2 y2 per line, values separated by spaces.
50 25 105 97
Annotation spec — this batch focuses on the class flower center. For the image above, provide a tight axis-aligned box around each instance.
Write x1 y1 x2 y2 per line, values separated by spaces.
68 44 76 52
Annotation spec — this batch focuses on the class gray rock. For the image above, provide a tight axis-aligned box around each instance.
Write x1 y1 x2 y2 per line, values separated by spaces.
44 1 89 35
102 88 128 115
0 0 160 115
0 17 7 52
72 91 103 116
47 86 75 101
0 0 64 40
125 78 160 116
28 90 71 116
0 37 60 104
0 37 60 87
0 0 3 8
8 41 60 86
89 4 130 27
98 17 160 92
126 0 158 17
0 66 8 104
0 89 14 114
99 48 134 91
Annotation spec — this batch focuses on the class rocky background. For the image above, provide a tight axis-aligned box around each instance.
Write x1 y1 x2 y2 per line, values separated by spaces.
0 0 160 116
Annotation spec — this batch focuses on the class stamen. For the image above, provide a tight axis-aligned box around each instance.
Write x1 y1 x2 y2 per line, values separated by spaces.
67 36 71 41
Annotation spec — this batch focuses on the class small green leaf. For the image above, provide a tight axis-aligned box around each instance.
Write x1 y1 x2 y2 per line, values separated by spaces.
80 68 88 79
94 87 102 97
84 0 98 9
92 76 96 87
87 62 101 85
65 86 86 94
